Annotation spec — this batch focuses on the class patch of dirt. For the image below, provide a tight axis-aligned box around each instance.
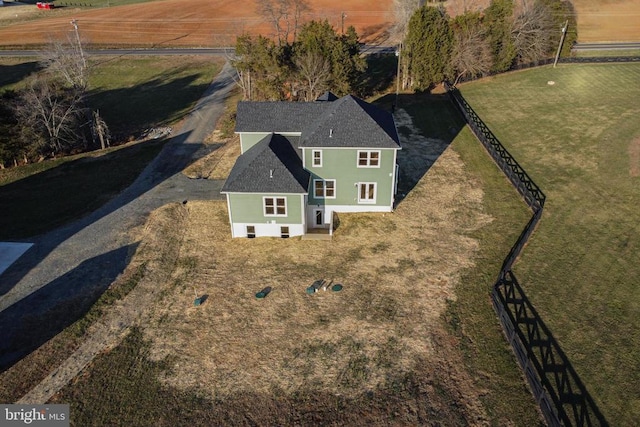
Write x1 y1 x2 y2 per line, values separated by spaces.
629 137 640 177
139 110 493 422
0 0 394 47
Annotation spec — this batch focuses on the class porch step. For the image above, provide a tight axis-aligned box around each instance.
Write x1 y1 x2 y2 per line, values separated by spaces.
301 232 332 241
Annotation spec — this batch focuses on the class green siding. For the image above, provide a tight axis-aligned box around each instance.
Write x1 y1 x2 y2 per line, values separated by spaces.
240 133 270 153
228 193 305 224
305 148 397 207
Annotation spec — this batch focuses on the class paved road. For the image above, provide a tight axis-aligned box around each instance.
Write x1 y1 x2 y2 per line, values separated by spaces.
572 42 640 51
0 61 235 369
0 48 234 57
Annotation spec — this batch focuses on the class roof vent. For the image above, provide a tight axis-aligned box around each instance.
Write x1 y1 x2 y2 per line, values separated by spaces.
269 169 273 179
329 128 333 138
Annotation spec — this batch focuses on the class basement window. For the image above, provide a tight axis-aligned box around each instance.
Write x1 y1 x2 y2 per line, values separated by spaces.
281 226 290 238
247 225 256 238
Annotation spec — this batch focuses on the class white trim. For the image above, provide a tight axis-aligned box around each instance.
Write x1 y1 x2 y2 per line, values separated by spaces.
357 150 381 168
357 182 377 204
225 194 235 238
263 196 287 216
313 179 336 199
299 146 399 150
222 191 308 196
236 131 302 136
312 149 323 167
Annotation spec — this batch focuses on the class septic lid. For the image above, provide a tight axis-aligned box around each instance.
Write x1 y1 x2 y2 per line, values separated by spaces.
331 284 343 292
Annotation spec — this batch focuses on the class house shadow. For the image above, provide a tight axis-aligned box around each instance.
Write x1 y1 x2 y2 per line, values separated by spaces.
0 243 137 373
374 92 466 206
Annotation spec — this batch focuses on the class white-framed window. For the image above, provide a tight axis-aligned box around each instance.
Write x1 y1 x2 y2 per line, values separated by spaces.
358 182 376 204
357 150 380 167
312 150 322 167
281 226 290 238
313 179 336 198
264 197 287 216
246 225 256 238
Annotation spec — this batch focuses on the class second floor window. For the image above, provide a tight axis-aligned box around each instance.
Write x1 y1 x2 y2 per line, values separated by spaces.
312 150 322 167
358 150 380 167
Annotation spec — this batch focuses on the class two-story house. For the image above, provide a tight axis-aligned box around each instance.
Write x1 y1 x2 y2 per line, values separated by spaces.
221 92 401 238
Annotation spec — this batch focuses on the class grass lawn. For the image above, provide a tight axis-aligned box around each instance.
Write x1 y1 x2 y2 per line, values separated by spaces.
0 56 222 239
38 93 542 425
459 63 640 426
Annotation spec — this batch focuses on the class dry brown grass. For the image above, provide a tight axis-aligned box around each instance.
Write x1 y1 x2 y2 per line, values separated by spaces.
182 133 241 180
139 111 493 422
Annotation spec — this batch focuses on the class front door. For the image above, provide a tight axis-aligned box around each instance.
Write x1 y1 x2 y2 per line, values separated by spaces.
314 209 323 227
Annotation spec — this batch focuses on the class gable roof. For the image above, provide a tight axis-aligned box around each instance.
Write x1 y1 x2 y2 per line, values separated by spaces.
235 102 326 133
316 91 339 101
300 95 400 149
221 134 310 194
235 95 400 150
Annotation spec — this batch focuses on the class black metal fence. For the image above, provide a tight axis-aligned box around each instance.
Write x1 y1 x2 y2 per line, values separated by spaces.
445 75 609 426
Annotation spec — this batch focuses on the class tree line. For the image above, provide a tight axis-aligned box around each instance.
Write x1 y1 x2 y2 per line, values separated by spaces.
398 0 577 91
233 0 577 101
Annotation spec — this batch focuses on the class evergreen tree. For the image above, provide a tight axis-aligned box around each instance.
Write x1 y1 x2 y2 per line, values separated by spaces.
403 5 453 91
484 0 516 72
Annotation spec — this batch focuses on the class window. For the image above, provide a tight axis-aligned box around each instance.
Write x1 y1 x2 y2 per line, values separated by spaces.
312 150 322 167
358 182 376 204
246 225 256 238
264 197 287 216
281 226 289 238
357 150 380 167
313 179 336 198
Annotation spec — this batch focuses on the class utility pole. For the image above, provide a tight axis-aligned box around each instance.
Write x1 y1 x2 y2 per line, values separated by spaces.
395 43 401 111
70 19 86 71
341 12 347 35
553 20 569 68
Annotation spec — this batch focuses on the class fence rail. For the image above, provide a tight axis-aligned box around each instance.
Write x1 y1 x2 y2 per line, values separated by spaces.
446 71 609 426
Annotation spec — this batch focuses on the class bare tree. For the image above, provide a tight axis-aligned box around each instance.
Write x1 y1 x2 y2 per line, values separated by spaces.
451 14 492 84
294 51 331 101
511 0 555 64
92 110 110 150
390 0 424 43
15 75 84 155
39 32 89 92
256 0 310 45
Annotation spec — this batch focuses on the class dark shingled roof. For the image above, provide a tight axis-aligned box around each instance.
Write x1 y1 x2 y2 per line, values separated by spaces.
235 95 400 149
221 134 310 194
316 91 339 101
300 95 400 149
235 102 326 133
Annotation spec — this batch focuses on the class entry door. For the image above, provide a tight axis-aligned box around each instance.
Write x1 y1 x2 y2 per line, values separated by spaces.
314 209 323 227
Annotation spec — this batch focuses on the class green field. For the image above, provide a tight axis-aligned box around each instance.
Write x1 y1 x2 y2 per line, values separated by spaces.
460 63 640 426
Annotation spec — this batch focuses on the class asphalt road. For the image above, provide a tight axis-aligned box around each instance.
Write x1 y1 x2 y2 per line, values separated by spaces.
0 61 235 369
572 42 640 51
0 45 396 57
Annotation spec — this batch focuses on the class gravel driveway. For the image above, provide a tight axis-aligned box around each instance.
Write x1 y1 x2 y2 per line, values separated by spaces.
0 62 235 370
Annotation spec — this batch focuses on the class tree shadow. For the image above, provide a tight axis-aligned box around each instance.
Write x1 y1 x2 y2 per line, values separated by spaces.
0 243 137 372
374 92 466 206
87 70 211 141
0 61 41 89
